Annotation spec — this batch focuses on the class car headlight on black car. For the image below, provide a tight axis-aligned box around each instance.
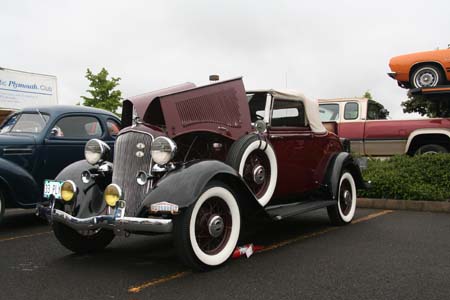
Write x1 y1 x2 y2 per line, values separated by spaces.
151 136 177 165
85 139 111 165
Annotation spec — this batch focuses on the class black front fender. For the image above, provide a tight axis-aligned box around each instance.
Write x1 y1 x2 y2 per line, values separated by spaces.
54 160 111 218
0 157 40 208
138 160 262 217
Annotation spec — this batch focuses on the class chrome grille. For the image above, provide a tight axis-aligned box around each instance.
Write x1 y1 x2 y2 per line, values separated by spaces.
112 131 153 216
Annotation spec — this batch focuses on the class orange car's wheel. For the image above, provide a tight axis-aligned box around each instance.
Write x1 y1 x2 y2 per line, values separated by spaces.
410 64 444 88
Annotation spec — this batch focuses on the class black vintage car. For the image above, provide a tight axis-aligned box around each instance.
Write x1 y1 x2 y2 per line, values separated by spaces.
0 105 120 222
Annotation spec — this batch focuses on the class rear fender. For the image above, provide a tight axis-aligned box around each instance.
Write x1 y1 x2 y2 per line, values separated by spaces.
138 160 262 217
323 152 366 200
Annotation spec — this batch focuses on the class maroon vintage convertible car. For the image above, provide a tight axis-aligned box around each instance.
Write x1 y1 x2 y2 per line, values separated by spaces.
38 78 365 270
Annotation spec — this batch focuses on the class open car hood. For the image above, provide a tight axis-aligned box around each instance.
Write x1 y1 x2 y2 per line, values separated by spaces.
122 78 252 141
122 82 196 128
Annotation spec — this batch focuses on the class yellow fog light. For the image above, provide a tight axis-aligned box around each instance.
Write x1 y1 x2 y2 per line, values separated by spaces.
104 184 122 207
61 180 77 202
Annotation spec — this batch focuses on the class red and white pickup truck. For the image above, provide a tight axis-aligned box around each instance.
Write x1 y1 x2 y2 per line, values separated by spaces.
318 97 450 156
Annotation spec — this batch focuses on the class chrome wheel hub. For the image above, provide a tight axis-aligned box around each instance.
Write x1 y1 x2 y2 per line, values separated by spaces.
419 73 433 86
208 215 224 238
253 165 265 185
343 190 352 205
415 68 438 87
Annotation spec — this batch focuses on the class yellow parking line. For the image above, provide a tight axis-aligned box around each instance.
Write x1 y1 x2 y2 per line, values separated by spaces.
261 209 394 252
0 231 52 243
351 210 394 224
128 271 191 293
259 227 339 253
127 209 394 293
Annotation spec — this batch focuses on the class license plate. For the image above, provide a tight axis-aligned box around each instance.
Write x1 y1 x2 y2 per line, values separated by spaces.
43 180 63 199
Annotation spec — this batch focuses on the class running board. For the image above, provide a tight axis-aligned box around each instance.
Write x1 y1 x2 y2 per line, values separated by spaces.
265 200 336 220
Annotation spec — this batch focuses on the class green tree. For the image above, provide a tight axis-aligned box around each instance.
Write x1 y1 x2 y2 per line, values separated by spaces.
362 90 390 119
401 94 450 117
363 90 374 100
81 68 122 114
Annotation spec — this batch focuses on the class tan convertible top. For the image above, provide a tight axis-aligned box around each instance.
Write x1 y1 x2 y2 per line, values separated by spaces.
249 89 327 134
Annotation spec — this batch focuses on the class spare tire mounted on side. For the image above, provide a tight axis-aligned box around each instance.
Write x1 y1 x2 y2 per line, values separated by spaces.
226 134 277 206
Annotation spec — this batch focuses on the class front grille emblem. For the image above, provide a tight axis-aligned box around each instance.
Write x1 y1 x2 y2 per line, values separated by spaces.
136 151 144 158
137 143 145 149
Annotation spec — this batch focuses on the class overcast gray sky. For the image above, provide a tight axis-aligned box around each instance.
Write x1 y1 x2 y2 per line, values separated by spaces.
1 0 449 118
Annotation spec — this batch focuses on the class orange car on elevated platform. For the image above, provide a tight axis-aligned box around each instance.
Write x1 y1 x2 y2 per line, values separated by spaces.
388 46 450 89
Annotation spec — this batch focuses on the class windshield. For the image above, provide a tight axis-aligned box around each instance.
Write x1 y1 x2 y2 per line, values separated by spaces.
246 92 267 122
0 113 50 134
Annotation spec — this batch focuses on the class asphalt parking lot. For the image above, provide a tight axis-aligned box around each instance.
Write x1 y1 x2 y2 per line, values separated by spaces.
1 207 450 300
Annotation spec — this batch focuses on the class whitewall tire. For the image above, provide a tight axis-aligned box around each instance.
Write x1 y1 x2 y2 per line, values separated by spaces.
226 134 278 207
173 182 241 271
327 171 356 225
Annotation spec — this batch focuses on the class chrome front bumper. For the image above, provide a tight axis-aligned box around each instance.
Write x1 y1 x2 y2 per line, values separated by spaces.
36 200 172 234
387 72 397 79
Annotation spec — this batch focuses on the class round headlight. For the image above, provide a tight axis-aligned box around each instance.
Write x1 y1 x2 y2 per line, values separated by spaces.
85 139 110 165
151 136 177 165
61 180 77 202
104 184 122 207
